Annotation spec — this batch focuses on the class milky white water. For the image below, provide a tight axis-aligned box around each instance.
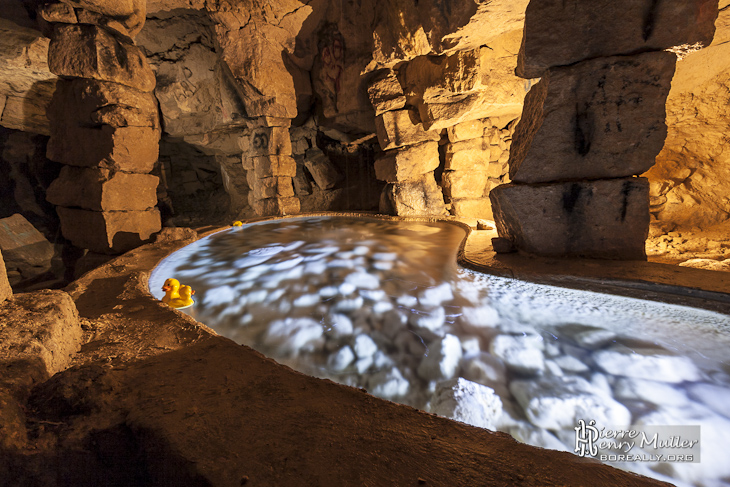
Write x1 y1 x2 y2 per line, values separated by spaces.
150 217 730 487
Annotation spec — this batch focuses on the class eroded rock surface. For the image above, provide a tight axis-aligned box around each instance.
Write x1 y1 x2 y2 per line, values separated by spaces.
490 178 650 259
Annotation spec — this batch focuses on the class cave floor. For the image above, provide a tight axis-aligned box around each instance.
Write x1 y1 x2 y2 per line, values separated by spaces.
462 225 730 315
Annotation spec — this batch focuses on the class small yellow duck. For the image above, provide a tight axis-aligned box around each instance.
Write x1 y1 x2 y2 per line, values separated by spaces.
161 278 195 309
161 278 181 304
169 285 195 309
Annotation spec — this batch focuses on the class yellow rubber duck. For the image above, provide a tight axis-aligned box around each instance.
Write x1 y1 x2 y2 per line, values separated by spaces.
161 278 181 304
169 285 195 309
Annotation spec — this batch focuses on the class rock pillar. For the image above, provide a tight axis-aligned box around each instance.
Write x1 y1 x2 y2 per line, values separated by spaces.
243 118 301 216
491 0 718 259
443 118 516 220
368 70 447 217
40 0 161 254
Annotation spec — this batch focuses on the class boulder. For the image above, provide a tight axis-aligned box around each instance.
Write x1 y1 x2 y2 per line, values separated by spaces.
461 352 507 386
262 317 323 357
56 207 161 254
375 109 440 150
49 79 159 129
47 166 158 211
0 214 55 281
0 250 11 303
509 52 676 184
489 334 545 376
304 149 340 190
374 142 440 183
490 178 650 260
430 377 503 430
442 170 490 199
510 375 631 431
47 124 159 173
417 334 463 381
380 173 448 217
593 347 701 383
249 126 293 157
253 155 297 179
252 196 301 217
48 24 156 92
368 367 410 399
0 289 81 395
517 0 719 79
367 69 406 116
250 177 295 200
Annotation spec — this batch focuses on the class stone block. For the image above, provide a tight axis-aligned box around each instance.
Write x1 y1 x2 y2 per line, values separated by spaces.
445 138 490 171
509 52 676 184
0 214 55 276
49 79 159 129
375 109 440 150
490 178 649 260
442 170 490 199
517 0 719 79
253 155 297 179
451 199 494 220
380 173 448 217
249 126 292 157
252 197 301 217
447 119 486 142
374 142 440 183
48 24 155 92
367 69 406 116
47 166 158 211
47 124 159 173
0 250 11 303
0 290 81 395
56 207 161 254
251 177 295 200
304 149 340 190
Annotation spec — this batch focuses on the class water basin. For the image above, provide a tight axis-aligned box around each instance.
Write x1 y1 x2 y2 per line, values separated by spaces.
150 216 730 487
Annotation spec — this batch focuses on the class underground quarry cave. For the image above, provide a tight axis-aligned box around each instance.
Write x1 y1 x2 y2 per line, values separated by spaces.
1 0 730 486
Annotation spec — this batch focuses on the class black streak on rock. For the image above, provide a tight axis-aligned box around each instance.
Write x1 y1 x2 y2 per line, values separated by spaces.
562 183 582 214
620 181 632 222
574 104 592 156
643 0 661 42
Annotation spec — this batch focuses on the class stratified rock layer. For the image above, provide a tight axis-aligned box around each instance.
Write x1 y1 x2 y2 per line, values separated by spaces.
490 178 650 259
509 52 676 184
56 207 161 254
46 124 159 173
517 0 718 78
49 79 159 129
47 166 159 211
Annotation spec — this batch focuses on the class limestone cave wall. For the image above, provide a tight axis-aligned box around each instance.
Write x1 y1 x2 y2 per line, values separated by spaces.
0 0 728 266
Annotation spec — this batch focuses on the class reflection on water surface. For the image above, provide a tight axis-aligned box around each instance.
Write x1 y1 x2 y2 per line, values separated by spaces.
150 217 730 487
